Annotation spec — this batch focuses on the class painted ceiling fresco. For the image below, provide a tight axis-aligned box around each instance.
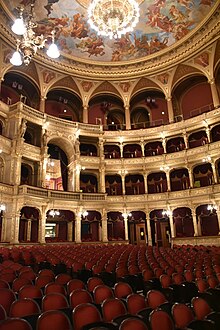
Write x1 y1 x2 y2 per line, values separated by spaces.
3 0 217 62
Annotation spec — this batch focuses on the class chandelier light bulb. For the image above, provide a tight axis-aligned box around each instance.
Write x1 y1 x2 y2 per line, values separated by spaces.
46 43 60 59
10 51 22 66
12 18 26 35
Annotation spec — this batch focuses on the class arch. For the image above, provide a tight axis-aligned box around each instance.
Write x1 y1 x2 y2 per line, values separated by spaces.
19 207 40 243
20 163 33 185
144 141 164 156
80 173 98 193
188 130 208 148
170 168 190 191
46 88 82 122
173 207 194 237
107 212 125 241
81 210 101 242
147 172 167 194
105 174 122 195
123 143 142 158
125 174 145 195
193 163 213 188
2 71 40 108
46 209 75 243
196 205 219 236
47 143 69 191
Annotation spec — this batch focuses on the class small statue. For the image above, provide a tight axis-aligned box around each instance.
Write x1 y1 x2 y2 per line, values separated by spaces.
42 130 48 148
18 119 27 139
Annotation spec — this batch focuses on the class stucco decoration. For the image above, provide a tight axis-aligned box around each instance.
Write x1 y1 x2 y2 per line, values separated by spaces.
3 0 217 62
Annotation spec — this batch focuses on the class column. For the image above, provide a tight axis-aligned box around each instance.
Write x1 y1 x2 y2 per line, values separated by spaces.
141 142 145 157
209 79 220 108
99 139 104 160
216 210 220 234
124 105 131 130
166 170 171 191
123 215 129 241
67 221 73 242
39 96 46 112
162 137 167 153
83 105 88 124
146 213 152 246
11 154 22 186
26 220 32 241
188 168 194 188
169 213 175 239
191 209 198 236
144 173 148 194
211 161 218 184
99 166 106 193
10 212 20 244
1 209 13 242
40 155 48 188
206 127 211 143
101 210 108 242
183 132 189 149
197 215 202 236
75 165 81 192
121 174 126 195
166 97 174 123
75 211 81 243
120 143 123 158
38 206 47 243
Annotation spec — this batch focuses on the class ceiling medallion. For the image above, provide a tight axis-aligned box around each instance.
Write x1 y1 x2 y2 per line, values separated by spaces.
88 0 140 39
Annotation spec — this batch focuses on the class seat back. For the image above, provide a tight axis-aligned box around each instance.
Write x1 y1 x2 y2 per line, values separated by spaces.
120 317 149 330
0 288 16 315
147 290 167 309
70 288 93 308
102 297 127 322
67 279 85 294
10 298 40 317
172 303 194 329
87 277 104 292
44 282 66 296
72 303 102 330
0 317 32 330
93 284 114 304
150 309 175 330
36 310 71 330
126 293 146 315
42 293 69 312
18 285 43 299
114 282 133 299
191 296 212 320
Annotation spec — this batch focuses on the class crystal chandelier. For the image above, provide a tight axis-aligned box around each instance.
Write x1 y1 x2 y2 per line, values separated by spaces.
87 0 140 39
10 4 60 66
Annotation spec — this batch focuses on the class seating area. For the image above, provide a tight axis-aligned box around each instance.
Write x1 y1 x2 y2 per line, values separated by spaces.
0 244 220 329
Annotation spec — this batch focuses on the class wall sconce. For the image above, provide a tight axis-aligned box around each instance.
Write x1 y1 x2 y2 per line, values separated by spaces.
122 212 132 219
49 209 60 217
162 209 172 217
207 204 217 212
160 165 169 171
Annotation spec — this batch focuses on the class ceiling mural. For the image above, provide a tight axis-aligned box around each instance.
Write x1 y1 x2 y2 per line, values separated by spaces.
3 0 217 63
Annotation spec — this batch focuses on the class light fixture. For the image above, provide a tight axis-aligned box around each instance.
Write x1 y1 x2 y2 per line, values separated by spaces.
0 203 6 212
162 209 172 217
207 204 217 212
202 155 211 162
160 165 170 171
49 209 60 217
122 212 132 218
87 0 140 39
10 4 60 66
